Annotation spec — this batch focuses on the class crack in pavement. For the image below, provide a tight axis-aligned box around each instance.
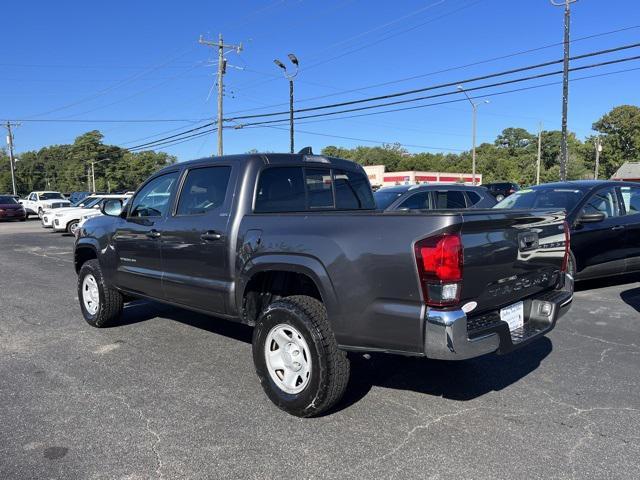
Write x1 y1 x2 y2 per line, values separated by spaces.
111 393 164 479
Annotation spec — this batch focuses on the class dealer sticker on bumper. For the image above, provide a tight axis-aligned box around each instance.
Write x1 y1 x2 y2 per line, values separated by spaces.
500 301 524 332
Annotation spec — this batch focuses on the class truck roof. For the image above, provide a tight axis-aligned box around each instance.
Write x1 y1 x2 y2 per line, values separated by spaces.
159 153 364 174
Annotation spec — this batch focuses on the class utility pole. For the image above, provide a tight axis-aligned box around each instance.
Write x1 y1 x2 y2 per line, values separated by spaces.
90 161 96 192
594 136 602 179
551 0 578 181
4 121 19 195
199 33 243 156
457 86 489 185
274 54 300 154
536 122 543 185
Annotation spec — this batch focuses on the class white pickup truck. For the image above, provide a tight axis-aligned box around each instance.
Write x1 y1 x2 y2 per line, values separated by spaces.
20 191 71 218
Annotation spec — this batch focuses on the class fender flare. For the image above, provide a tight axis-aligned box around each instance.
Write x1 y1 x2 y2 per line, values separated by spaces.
74 239 100 273
237 253 339 320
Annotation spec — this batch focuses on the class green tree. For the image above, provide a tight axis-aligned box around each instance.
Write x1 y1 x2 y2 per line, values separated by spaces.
592 105 640 178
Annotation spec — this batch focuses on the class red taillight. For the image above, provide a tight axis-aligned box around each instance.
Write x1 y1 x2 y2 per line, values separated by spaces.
561 220 571 272
414 233 463 307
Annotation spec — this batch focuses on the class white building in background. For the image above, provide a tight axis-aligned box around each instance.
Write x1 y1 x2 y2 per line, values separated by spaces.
363 165 482 188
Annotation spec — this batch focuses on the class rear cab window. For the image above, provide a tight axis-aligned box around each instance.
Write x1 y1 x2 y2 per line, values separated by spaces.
254 166 374 213
176 166 232 215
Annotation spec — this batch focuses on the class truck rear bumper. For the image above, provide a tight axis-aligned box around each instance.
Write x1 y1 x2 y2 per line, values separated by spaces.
424 280 573 360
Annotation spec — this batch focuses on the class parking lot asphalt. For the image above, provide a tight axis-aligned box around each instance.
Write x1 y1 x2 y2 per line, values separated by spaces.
1 219 639 479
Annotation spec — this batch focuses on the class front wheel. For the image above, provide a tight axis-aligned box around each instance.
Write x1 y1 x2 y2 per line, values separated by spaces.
38 208 44 219
67 220 79 235
78 259 123 327
495 194 505 202
252 295 350 417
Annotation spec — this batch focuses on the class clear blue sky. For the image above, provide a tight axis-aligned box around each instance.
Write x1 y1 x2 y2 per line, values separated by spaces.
1 0 638 160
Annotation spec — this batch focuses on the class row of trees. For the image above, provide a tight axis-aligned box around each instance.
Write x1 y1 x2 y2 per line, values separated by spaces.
1 105 638 194
321 105 640 184
0 131 175 195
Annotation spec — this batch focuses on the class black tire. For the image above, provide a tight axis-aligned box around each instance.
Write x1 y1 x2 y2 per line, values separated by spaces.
252 295 350 417
38 208 43 219
77 259 123 328
67 220 79 235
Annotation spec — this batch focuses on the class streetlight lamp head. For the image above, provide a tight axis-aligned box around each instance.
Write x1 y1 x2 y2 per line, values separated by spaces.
288 53 299 66
457 85 464 91
274 59 286 70
484 100 490 104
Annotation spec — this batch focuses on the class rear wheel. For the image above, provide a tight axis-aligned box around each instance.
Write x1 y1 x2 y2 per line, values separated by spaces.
252 295 350 417
495 194 505 202
78 259 123 327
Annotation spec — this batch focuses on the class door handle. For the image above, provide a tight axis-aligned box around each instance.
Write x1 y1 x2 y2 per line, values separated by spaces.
201 231 222 241
145 229 161 239
611 225 625 231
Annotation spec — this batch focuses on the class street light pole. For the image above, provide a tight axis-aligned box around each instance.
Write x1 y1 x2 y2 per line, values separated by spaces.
457 86 489 185
594 136 602 179
275 54 299 154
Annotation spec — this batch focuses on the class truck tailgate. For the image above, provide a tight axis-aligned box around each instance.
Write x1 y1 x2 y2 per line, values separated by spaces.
459 208 567 315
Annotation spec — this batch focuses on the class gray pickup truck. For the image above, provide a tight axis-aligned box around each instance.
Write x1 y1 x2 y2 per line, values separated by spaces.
74 153 573 416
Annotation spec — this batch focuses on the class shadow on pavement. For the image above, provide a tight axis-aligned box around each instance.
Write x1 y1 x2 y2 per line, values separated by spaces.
331 338 552 414
117 299 252 344
576 272 640 292
620 287 640 313
114 299 552 414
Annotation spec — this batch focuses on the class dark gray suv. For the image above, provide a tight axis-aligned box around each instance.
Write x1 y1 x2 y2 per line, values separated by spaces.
374 184 496 211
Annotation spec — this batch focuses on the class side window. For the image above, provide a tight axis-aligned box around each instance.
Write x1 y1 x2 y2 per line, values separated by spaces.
398 192 430 210
334 169 375 210
176 166 231 215
466 191 481 205
583 187 621 218
255 167 305 213
434 190 467 209
305 168 334 209
620 186 640 216
30 193 37 201
129 172 179 218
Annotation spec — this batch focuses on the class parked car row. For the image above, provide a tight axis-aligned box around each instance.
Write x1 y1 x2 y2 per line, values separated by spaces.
41 194 132 235
8 155 636 419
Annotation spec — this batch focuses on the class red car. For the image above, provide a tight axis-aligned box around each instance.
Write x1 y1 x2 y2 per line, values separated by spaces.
0 195 27 221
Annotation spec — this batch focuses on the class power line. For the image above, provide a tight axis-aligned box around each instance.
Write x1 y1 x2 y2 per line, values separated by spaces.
125 122 215 150
230 51 640 126
232 0 484 93
123 63 640 154
224 24 640 116
226 42 640 122
127 128 217 152
237 63 640 129
120 58 640 154
4 118 207 123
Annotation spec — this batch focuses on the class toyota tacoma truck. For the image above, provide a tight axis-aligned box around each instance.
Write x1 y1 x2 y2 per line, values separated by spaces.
74 153 573 417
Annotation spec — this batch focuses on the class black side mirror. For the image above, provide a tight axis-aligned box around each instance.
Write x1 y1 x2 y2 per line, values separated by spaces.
579 211 606 224
101 199 123 216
